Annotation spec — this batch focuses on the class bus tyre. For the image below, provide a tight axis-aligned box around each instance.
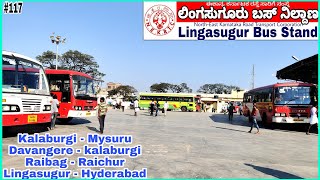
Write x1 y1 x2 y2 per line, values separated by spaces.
181 106 187 112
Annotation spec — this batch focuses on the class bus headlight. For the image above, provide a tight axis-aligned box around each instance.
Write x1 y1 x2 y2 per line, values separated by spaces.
281 113 286 117
3 105 20 112
3 105 10 111
275 113 281 117
43 105 51 111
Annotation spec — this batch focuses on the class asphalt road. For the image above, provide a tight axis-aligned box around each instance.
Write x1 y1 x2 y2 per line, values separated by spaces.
2 109 318 178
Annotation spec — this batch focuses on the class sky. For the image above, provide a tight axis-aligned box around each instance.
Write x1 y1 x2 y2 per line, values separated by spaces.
2 2 318 92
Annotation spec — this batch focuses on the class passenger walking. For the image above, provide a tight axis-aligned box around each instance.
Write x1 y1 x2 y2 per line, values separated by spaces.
121 99 125 112
248 104 260 134
201 103 204 112
228 103 235 123
134 99 139 116
150 100 155 116
306 103 318 135
155 101 160 116
95 97 108 134
50 94 59 130
163 101 169 116
112 100 116 109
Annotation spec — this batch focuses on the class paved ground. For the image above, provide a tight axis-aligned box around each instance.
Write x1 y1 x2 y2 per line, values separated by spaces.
2 109 318 178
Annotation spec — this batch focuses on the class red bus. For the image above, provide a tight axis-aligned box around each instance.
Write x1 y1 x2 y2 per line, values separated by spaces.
45 69 98 122
2 51 52 127
243 82 317 125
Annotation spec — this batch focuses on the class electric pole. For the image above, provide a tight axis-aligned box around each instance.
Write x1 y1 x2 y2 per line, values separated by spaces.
251 64 255 89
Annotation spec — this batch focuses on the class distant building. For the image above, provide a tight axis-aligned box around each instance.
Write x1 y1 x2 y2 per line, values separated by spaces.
199 89 245 113
107 82 122 91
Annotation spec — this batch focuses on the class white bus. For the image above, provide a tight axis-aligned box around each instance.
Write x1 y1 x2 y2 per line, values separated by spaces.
2 51 52 127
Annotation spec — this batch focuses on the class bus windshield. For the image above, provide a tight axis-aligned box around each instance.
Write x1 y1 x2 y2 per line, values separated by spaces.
2 55 49 95
72 75 95 97
274 86 313 105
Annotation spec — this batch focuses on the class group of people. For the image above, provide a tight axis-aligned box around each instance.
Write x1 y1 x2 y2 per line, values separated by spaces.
149 100 169 116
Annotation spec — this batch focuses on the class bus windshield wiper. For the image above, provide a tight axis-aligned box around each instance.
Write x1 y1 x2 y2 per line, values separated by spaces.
285 97 299 105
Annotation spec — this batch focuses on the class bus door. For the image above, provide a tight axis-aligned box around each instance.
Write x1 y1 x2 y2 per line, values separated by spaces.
47 74 72 118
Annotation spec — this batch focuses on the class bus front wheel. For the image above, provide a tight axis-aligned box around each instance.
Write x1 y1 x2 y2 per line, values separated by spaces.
181 106 187 112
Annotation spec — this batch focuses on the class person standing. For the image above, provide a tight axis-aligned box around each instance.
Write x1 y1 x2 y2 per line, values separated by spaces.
228 103 235 123
150 100 155 116
50 94 59 130
163 101 169 116
155 100 160 116
134 99 139 116
121 99 125 112
306 103 318 135
96 97 108 134
248 104 260 134
201 103 204 112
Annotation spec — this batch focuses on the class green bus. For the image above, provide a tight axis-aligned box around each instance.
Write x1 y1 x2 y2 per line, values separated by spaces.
139 93 197 112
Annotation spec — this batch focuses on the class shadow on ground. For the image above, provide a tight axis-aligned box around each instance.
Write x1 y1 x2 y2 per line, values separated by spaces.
210 114 251 127
3 123 50 138
86 126 100 133
210 114 317 134
56 118 91 125
3 118 92 138
244 163 303 179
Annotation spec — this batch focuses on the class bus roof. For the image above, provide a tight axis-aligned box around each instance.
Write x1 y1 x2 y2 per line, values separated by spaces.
246 82 315 93
139 92 195 97
45 69 93 79
2 50 43 66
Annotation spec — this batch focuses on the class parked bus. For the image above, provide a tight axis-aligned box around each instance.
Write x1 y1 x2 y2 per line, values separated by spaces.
45 69 97 122
242 82 317 125
2 51 52 126
139 93 197 112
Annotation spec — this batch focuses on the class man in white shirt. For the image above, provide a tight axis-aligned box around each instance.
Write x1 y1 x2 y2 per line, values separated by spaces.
307 103 318 135
134 99 139 116
50 94 59 130
163 101 169 116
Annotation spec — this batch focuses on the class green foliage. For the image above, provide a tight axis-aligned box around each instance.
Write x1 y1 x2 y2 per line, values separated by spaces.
150 82 192 93
36 50 105 80
108 85 137 98
36 51 57 69
197 83 240 94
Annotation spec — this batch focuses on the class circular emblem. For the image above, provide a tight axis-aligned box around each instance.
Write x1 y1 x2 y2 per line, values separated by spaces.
144 4 175 36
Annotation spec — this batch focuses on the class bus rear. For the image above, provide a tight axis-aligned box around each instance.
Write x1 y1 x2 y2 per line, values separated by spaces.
45 70 97 122
2 51 52 126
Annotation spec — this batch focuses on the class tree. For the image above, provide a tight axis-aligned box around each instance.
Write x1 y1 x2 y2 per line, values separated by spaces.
151 82 192 93
36 50 105 81
108 85 137 98
197 83 240 94
150 83 171 93
180 83 192 93
36 51 58 69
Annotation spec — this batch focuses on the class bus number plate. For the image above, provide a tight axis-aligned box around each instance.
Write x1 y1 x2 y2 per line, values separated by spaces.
294 118 303 121
28 115 37 123
86 112 91 116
